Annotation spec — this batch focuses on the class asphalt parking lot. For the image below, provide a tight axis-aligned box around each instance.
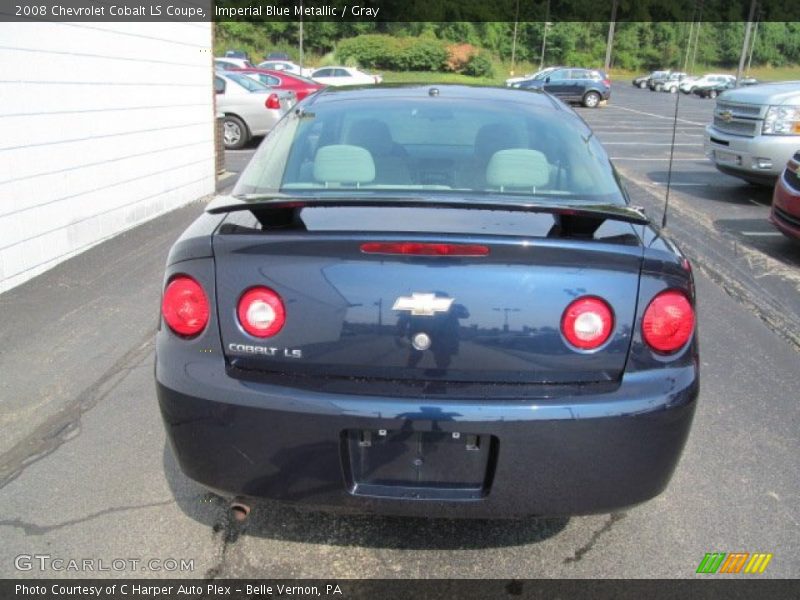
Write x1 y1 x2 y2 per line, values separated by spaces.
1 82 798 580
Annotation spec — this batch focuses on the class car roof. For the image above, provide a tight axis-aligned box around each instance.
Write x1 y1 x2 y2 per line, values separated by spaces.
306 84 570 113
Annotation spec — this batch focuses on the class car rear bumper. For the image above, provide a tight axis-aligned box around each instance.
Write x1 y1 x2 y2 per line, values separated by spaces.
157 352 698 518
704 125 799 181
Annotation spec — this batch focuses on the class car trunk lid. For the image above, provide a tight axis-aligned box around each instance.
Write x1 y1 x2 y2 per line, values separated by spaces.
211 199 646 385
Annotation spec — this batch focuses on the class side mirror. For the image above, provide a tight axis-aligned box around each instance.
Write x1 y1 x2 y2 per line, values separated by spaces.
544 76 551 83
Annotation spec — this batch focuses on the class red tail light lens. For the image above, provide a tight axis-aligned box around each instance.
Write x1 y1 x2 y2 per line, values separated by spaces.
561 296 614 350
360 242 489 256
161 275 209 336
238 287 286 337
642 290 695 353
602 79 611 86
265 93 281 109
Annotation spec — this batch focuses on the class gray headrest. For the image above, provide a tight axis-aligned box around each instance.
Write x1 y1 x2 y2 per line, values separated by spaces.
313 145 375 185
347 119 394 156
486 149 550 189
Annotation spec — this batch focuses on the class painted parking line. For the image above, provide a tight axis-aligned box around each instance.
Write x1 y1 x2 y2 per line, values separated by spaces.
610 157 705 161
650 182 714 186
602 142 703 146
740 231 784 237
593 131 704 136
602 105 707 126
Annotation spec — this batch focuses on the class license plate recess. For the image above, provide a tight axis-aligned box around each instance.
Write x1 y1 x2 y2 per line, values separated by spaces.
342 429 497 500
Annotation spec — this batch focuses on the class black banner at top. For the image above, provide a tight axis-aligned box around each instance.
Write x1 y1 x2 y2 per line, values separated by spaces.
1 0 798 22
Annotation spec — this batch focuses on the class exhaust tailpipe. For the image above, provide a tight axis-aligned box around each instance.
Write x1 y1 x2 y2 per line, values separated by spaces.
229 499 251 522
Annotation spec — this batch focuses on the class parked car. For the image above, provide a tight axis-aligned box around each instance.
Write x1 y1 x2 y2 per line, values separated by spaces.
658 73 689 93
681 73 734 94
224 50 249 60
769 151 800 239
739 76 760 86
664 75 698 93
516 67 610 108
693 80 735 99
214 72 296 149
509 67 560 88
257 60 314 78
235 68 325 101
506 67 557 87
649 71 687 91
265 51 291 61
704 81 800 185
310 66 382 86
632 72 655 89
156 84 698 520
641 70 670 89
214 57 254 71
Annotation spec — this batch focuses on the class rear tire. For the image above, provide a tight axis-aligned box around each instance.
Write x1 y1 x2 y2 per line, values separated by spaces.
669 85 677 93
583 91 601 108
708 90 718 99
223 115 249 150
655 83 663 92
638 81 647 89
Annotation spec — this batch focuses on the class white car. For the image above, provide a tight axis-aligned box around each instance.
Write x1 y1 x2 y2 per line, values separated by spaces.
310 66 382 87
257 60 314 78
681 73 734 94
214 72 296 149
215 57 254 71
664 75 697 93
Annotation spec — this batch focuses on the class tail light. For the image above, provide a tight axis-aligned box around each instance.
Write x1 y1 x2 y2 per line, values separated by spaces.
238 287 286 337
603 79 611 87
265 93 281 109
561 296 614 350
161 275 209 336
642 290 695 353
360 242 489 256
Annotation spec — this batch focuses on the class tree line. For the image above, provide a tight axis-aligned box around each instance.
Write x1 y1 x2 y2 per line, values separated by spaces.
217 21 800 70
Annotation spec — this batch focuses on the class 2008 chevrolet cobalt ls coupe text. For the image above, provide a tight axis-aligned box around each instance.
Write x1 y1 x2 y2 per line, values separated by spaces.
156 85 699 519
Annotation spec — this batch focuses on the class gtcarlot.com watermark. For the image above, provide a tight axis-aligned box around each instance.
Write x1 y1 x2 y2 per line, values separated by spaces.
15 554 194 573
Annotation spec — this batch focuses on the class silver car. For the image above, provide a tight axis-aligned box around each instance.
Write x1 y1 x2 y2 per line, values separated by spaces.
214 72 297 149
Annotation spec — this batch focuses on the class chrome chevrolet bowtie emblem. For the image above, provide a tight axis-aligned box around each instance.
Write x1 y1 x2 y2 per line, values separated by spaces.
719 110 734 123
392 293 454 316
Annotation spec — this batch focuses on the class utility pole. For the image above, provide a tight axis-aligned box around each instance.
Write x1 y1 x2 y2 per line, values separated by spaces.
511 0 520 75
690 23 702 73
736 0 757 86
539 0 550 70
298 2 304 70
683 1 697 72
604 0 619 72
746 7 760 74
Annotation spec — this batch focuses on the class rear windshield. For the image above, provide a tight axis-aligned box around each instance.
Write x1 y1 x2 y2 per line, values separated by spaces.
234 96 625 204
226 72 268 92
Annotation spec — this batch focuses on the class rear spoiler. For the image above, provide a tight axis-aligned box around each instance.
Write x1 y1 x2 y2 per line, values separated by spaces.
206 195 650 226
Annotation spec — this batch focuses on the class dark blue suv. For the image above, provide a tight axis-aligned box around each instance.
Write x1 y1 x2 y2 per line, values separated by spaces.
516 67 611 108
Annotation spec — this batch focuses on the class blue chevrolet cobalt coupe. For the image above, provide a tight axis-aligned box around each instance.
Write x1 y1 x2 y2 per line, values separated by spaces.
156 85 698 519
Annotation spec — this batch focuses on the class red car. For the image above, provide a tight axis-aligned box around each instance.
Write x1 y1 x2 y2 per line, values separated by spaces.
231 68 324 101
770 150 800 240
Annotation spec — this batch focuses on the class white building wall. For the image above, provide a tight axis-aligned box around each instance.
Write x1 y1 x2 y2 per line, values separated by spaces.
0 22 215 293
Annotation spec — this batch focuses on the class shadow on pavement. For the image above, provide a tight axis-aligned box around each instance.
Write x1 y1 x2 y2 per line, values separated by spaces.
163 443 569 550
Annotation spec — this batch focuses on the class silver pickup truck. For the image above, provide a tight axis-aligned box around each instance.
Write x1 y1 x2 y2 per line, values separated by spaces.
704 81 800 185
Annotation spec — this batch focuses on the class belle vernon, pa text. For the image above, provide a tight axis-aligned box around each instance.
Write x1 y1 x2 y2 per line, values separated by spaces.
16 584 344 597
216 4 381 18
